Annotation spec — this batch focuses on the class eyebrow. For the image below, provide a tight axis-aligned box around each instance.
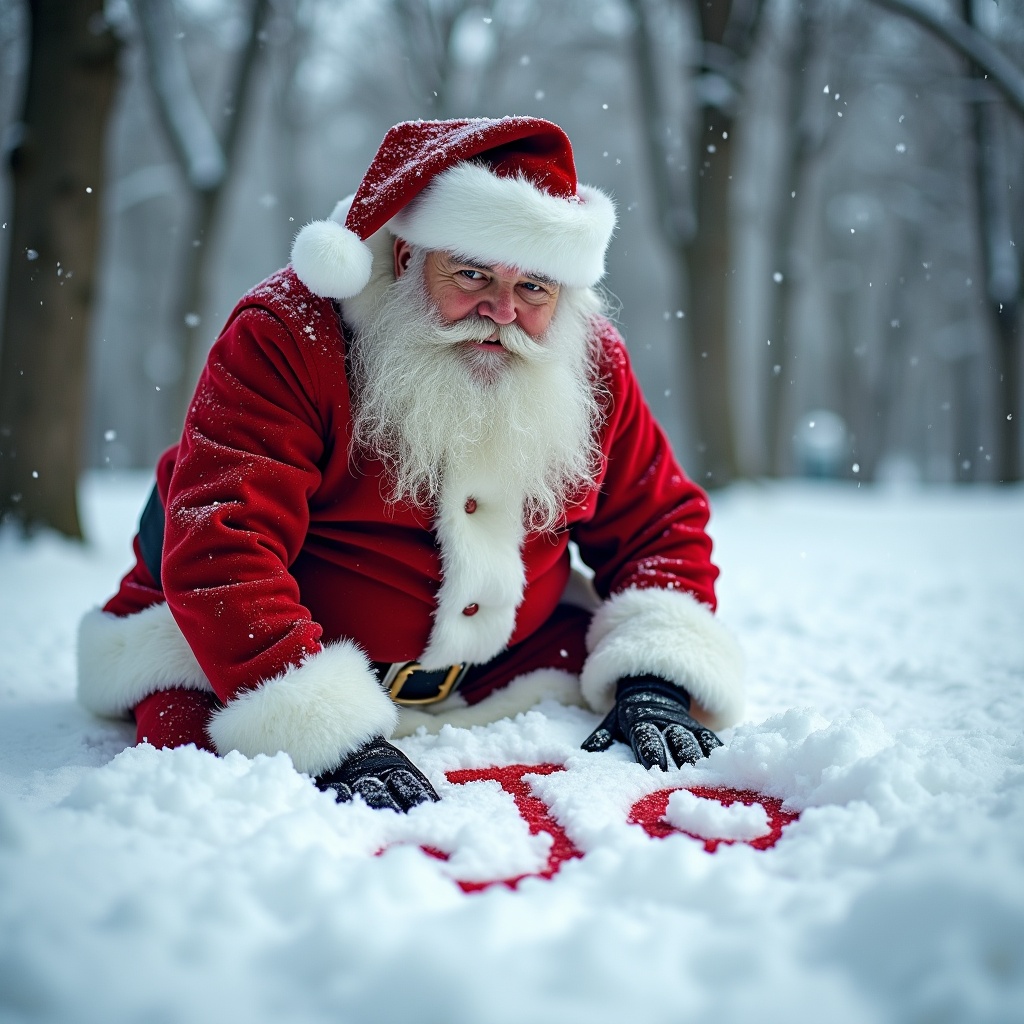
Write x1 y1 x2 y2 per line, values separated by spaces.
447 252 557 288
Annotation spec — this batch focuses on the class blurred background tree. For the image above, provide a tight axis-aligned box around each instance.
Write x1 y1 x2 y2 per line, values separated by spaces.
0 0 119 536
0 0 1021 538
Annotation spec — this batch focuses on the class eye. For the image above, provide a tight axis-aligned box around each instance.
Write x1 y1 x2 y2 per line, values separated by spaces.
455 268 490 291
518 280 556 303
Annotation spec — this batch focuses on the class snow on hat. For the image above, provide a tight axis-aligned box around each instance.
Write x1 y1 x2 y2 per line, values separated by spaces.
290 116 617 299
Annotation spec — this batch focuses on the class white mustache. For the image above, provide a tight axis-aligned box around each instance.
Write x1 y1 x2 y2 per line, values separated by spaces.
423 315 550 361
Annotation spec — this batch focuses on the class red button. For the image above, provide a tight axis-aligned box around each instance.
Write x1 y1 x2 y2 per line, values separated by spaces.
462 603 479 616
464 497 478 514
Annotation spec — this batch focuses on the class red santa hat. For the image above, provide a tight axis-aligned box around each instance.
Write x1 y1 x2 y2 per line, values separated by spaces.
290 116 617 299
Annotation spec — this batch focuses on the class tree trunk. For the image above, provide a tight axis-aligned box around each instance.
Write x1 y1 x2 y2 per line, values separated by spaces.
972 96 1020 484
629 0 759 485
0 0 120 536
764 6 814 476
682 0 748 487
995 309 1022 482
964 0 1021 482
684 100 738 486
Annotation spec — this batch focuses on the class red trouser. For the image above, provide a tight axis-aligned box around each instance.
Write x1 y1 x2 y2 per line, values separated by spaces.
133 603 592 753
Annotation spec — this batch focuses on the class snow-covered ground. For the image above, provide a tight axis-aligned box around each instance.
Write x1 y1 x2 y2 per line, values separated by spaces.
1 473 1023 1023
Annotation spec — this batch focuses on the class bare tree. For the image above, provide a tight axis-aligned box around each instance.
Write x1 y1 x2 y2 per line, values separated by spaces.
0 0 120 536
134 0 270 427
630 0 765 487
740 0 1024 485
865 0 1023 482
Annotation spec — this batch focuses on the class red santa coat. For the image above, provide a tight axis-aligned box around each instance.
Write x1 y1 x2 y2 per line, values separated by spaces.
77 268 743 776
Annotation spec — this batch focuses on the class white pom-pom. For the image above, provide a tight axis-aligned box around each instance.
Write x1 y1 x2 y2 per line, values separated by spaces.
290 219 373 299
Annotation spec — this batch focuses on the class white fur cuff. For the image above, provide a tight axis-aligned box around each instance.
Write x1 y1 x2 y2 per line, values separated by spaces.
206 641 399 777
580 587 745 729
77 604 213 718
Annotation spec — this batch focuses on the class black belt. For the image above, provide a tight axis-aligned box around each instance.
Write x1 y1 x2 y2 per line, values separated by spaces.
374 660 469 705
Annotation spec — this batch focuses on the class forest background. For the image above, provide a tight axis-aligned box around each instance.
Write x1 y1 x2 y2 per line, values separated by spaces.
0 0 1022 539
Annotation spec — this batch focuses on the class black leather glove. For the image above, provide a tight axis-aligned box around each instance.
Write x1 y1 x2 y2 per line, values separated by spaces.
315 736 440 812
581 675 722 770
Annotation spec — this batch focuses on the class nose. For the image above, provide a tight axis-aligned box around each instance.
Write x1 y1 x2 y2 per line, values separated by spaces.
477 282 517 325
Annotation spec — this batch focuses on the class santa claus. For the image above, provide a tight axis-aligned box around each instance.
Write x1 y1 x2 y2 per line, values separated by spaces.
77 117 744 812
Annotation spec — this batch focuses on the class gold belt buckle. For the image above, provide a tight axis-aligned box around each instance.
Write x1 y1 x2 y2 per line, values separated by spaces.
383 661 466 705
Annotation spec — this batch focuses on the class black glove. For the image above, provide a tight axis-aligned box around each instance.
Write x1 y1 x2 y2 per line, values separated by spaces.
581 675 722 770
315 736 440 812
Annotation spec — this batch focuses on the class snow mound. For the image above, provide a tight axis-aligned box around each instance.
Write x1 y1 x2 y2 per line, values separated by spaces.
1 475 1023 1023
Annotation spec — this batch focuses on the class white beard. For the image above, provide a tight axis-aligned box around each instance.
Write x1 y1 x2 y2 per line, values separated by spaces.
344 249 604 532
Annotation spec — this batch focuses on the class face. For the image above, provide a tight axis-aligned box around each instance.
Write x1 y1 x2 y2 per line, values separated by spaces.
393 239 560 343
351 237 599 526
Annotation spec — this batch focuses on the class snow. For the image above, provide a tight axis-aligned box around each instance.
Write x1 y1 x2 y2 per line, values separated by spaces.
2 474 1024 1023
663 786 771 841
